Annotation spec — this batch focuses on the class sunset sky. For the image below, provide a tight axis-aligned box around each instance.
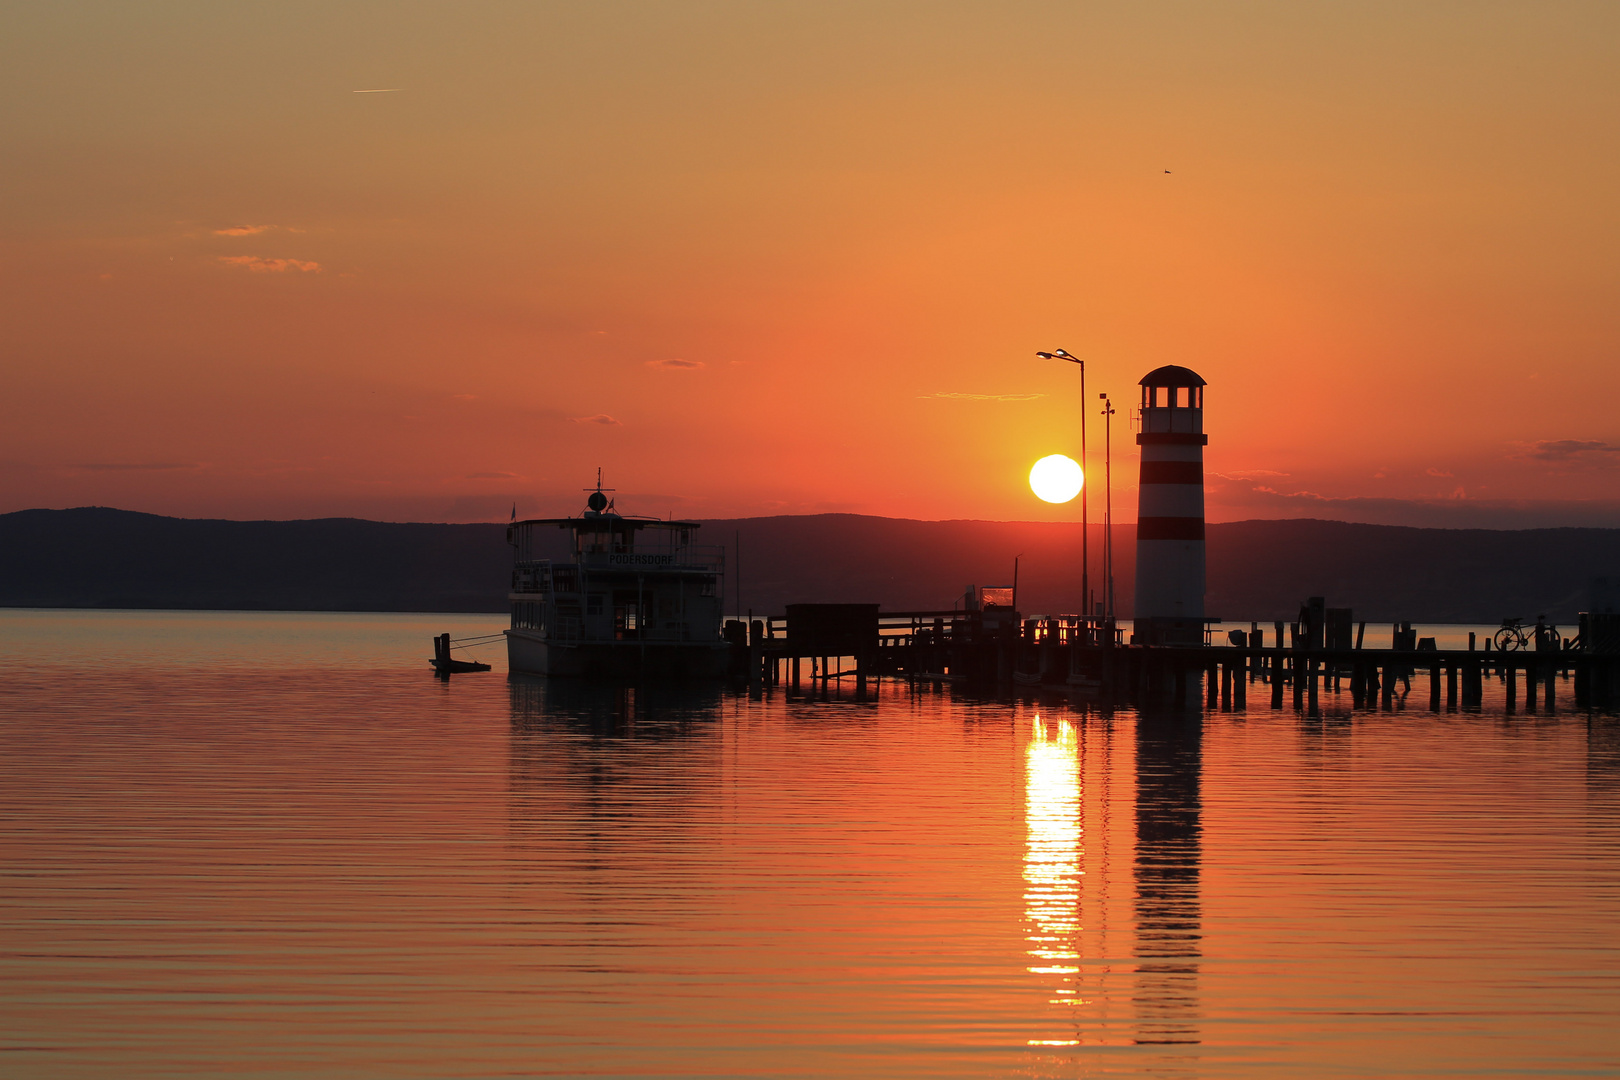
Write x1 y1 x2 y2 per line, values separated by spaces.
4 2 1617 527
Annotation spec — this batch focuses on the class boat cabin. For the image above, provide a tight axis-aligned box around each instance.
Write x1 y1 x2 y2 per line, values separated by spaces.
506 501 725 650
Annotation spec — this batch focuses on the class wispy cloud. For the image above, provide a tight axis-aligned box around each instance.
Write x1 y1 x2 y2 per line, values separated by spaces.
467 471 521 479
920 391 1046 402
1425 467 1454 478
219 256 321 273
72 462 201 472
573 414 621 426
214 224 273 237
645 358 705 371
1214 469 1289 480
1519 439 1620 462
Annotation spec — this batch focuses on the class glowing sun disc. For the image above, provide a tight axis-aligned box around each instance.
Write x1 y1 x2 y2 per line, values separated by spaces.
1030 454 1083 503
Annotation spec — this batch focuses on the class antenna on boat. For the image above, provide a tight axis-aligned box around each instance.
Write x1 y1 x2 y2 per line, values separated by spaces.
585 467 615 514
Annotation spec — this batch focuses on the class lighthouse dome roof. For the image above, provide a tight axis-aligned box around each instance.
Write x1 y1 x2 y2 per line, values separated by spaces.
1139 365 1206 388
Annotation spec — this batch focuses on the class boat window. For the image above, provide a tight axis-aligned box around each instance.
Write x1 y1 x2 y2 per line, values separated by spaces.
586 594 603 615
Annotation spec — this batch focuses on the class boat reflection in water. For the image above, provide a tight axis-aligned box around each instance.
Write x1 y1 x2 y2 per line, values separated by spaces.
1023 705 1203 1054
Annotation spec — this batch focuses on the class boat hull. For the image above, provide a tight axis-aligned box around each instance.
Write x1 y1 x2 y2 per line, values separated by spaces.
505 629 730 679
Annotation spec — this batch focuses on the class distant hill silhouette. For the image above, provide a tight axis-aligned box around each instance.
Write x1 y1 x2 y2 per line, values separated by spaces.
1 507 1614 623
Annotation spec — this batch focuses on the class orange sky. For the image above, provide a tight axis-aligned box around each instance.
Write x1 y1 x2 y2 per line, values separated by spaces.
3 3 1618 527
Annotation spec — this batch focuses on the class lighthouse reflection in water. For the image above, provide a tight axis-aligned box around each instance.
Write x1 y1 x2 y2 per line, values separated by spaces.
1023 708 1203 1050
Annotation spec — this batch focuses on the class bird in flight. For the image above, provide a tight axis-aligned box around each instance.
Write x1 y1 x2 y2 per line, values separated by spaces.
1164 169 1172 174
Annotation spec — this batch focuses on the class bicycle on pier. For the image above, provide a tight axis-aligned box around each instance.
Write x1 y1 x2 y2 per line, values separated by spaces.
1494 617 1559 652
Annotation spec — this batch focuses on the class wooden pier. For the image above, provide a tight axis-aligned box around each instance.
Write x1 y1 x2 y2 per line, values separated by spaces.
727 606 1620 710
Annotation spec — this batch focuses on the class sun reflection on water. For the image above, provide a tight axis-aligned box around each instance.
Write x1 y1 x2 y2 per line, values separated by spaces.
1024 713 1083 1032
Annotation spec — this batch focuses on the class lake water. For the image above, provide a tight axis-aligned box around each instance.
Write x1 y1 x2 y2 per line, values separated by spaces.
1 610 1617 1078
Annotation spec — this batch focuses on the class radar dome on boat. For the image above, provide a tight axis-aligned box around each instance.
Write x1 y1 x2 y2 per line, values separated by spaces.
587 490 609 513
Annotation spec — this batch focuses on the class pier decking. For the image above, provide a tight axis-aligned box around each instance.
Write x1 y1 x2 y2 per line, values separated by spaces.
728 607 1620 710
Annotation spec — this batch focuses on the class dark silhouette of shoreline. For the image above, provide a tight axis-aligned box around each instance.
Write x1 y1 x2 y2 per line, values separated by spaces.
1 507 1612 622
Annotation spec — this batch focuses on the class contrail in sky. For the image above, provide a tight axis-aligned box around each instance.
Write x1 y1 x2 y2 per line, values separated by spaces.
353 88 403 93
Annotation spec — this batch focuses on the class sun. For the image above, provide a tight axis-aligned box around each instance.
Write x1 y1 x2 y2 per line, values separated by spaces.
1029 454 1083 504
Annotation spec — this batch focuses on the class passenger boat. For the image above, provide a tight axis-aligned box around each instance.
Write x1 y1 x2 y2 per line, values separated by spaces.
504 480 729 678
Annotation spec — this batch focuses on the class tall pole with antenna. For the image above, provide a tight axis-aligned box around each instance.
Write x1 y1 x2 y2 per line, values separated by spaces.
1037 349 1088 623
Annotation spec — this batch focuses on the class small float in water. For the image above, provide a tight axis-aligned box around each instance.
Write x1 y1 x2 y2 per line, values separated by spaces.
429 632 494 676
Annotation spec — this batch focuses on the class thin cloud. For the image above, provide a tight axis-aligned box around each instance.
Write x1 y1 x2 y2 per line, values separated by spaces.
214 224 273 237
573 414 621 426
72 462 201 472
451 393 477 401
920 391 1046 402
1520 439 1620 462
1425 467 1454 478
467 471 521 480
645 358 705 371
1215 469 1289 480
219 256 321 273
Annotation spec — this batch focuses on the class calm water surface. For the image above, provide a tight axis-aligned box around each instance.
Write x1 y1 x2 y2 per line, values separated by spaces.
1 610 1617 1078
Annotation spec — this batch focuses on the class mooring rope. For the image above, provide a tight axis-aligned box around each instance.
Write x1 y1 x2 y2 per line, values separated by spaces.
448 633 506 647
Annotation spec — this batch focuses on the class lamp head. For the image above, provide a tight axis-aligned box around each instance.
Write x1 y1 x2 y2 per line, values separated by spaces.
1035 351 1056 359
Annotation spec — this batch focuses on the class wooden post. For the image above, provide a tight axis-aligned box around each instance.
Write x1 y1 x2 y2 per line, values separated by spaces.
1505 663 1517 713
1429 664 1441 711
1446 663 1458 708
1220 661 1232 709
1381 664 1394 707
1356 621 1366 650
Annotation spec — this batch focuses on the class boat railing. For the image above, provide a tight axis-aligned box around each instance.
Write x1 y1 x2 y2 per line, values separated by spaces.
551 615 582 645
512 563 550 593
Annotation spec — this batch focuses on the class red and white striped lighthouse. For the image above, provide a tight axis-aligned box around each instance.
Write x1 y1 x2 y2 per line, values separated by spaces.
1133 365 1207 646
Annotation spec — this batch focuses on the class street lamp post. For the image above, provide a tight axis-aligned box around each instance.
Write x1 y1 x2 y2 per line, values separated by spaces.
1036 349 1088 624
1100 392 1117 623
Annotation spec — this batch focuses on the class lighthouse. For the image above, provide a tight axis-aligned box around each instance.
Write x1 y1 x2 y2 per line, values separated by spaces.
1133 366 1207 646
